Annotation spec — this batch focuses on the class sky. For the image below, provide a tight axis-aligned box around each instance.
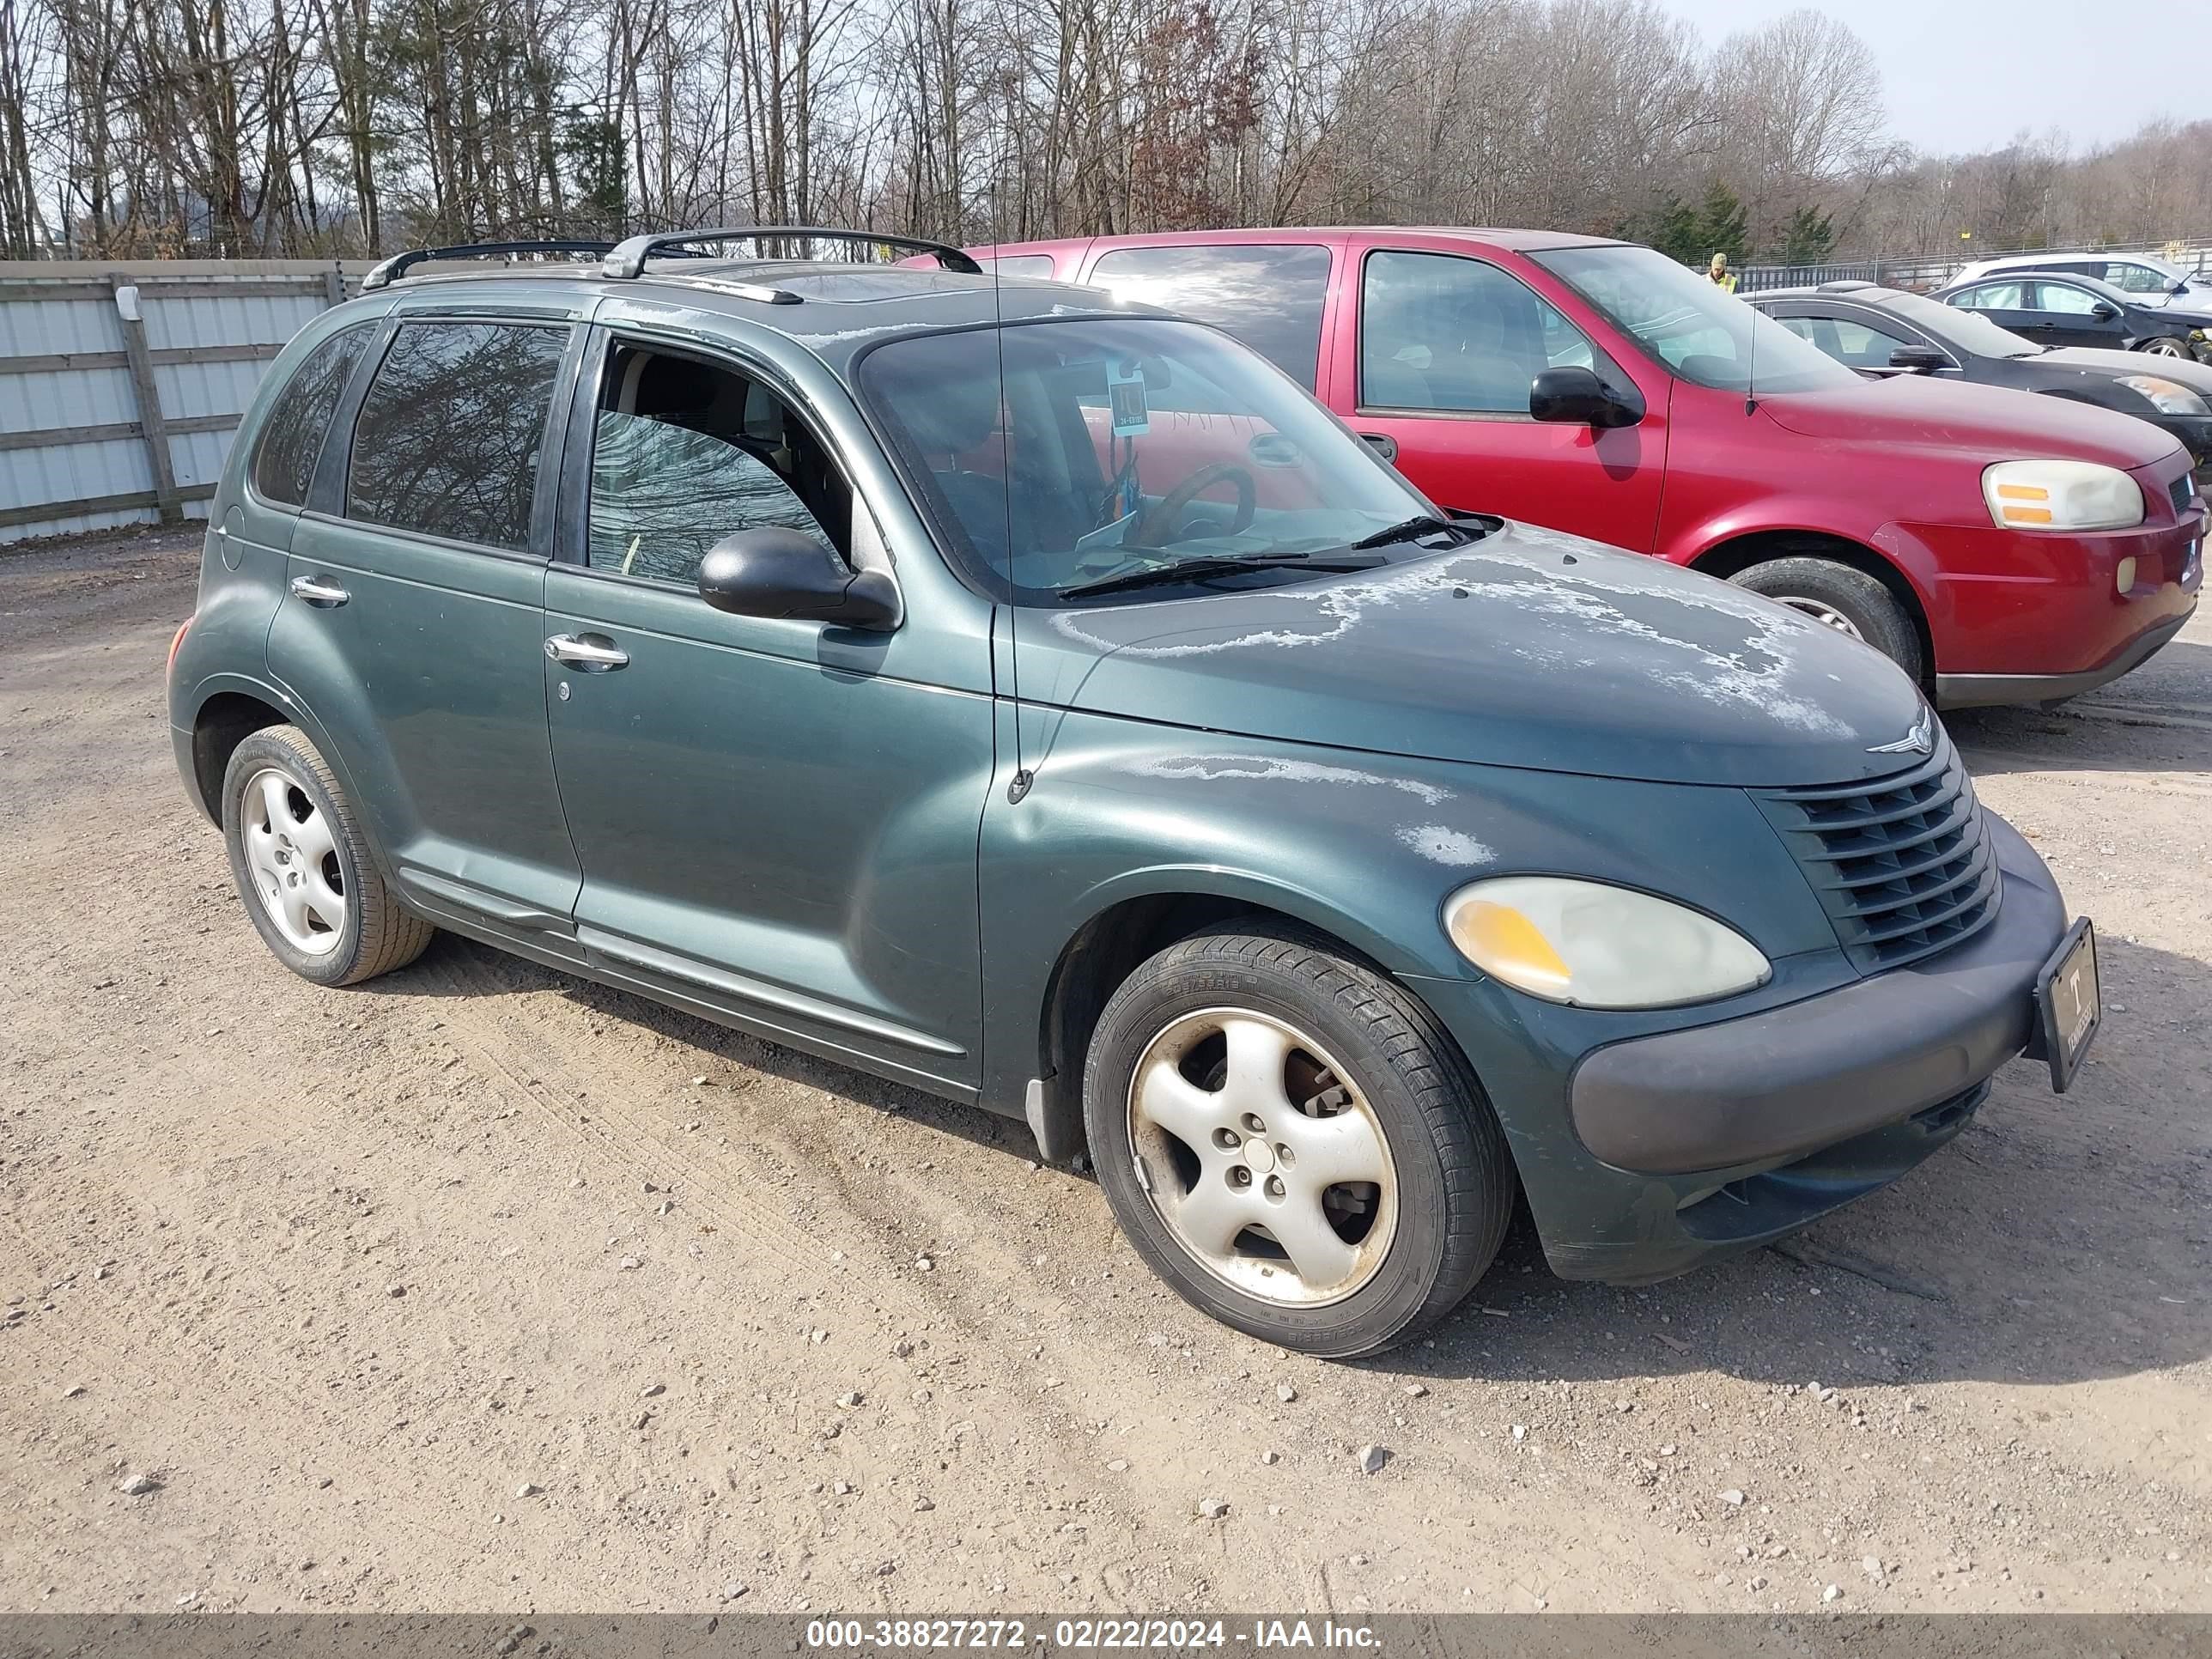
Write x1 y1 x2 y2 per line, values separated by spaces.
1671 0 2206 155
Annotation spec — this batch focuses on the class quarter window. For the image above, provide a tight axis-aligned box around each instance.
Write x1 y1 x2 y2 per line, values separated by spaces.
1360 250 1601 412
251 325 373 506
584 343 848 588
1085 244 1332 389
344 321 568 552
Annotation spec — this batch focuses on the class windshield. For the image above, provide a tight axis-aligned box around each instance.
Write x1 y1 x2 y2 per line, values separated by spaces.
859 318 1449 605
1877 290 2041 359
1533 244 1858 394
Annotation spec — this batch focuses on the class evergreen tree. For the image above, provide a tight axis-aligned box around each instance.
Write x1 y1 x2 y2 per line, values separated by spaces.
1780 205 1837 265
1648 196 1704 266
1696 183 1749 265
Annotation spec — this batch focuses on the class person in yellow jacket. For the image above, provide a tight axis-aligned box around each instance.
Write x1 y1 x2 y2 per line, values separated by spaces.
1708 252 1739 293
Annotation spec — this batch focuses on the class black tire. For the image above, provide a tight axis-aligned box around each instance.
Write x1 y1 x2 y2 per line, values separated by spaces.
1729 556 1923 684
1082 920 1515 1358
221 724 434 987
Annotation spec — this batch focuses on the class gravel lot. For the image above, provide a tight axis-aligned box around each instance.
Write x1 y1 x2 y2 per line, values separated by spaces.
2 525 2208 1616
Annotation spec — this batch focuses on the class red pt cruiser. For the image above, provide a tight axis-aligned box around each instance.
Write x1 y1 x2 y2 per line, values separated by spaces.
981 228 2204 705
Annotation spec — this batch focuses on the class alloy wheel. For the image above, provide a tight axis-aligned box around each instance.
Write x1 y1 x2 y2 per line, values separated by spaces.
2138 337 2187 357
240 766 346 955
1125 1007 1398 1306
1774 596 1866 640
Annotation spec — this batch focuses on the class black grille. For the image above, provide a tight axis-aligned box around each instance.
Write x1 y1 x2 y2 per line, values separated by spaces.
1754 728 2002 974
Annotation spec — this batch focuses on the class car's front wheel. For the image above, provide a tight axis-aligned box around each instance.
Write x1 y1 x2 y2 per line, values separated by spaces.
1083 921 1514 1357
222 725 434 987
2134 336 2189 357
1730 556 1923 684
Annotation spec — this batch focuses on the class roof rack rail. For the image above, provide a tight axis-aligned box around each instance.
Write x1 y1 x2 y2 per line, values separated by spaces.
600 226 982 280
362 239 619 292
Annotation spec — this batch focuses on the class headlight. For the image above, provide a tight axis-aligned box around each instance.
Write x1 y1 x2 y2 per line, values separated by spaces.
2115 374 2212 416
1442 877 1771 1009
1982 459 2145 531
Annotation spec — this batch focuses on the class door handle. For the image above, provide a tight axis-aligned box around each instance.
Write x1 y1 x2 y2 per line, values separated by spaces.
288 574 349 607
544 633 629 671
1358 432 1399 464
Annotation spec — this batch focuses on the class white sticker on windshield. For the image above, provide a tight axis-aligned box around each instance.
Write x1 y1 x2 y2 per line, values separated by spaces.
1107 363 1150 437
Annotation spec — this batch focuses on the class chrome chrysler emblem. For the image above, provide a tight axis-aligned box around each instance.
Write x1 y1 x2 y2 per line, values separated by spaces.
1869 707 1935 757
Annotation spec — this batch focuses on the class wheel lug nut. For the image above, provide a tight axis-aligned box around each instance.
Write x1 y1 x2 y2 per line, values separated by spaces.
1265 1175 1285 1198
1240 1113 1266 1135
1212 1127 1240 1151
1230 1167 1253 1187
1275 1144 1294 1166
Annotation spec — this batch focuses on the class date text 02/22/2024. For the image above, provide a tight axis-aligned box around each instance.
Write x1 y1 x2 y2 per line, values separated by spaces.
800 1620 1381 1650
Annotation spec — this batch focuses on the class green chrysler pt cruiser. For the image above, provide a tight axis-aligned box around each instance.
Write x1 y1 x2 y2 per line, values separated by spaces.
167 230 2101 1356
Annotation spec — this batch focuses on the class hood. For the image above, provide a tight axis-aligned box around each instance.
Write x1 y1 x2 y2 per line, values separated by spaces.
1759 372 2180 469
1021 522 1930 788
2037 346 2212 396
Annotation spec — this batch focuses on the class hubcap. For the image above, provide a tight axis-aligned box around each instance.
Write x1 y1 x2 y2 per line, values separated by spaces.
2141 337 2185 357
1126 1008 1398 1307
1775 597 1864 640
240 766 345 955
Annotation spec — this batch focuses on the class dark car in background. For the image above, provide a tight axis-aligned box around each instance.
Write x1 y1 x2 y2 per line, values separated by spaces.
1931 271 2212 362
1750 281 2212 469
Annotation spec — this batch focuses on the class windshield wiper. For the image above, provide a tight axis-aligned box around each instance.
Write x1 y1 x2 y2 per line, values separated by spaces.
1061 553 1385 600
1349 514 1474 550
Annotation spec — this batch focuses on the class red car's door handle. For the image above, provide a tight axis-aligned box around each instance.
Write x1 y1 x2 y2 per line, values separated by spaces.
1358 432 1399 464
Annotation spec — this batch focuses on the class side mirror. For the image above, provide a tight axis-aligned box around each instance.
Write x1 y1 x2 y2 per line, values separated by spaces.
696 527 899 630
2090 301 2120 320
1887 344 1951 374
1529 366 1642 428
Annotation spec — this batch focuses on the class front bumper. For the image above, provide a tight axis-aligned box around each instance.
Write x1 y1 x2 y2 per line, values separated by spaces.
1406 815 2070 1285
1936 605 2193 708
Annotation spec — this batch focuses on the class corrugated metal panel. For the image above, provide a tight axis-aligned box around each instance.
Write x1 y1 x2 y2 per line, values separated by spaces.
0 295 120 358
1 263 337 542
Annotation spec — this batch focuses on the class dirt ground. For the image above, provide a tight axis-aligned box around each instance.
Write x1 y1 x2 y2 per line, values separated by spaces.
2 523 2208 1618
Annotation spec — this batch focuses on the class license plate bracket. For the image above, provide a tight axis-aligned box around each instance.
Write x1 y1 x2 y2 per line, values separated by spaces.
2034 917 2100 1094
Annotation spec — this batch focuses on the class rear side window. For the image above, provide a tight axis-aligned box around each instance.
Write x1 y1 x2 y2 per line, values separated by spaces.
251 325 372 506
345 321 568 551
1085 244 1331 388
984 254 1056 278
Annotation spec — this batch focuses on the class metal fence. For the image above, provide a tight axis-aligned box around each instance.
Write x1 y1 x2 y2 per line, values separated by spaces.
1736 239 2212 297
0 260 370 544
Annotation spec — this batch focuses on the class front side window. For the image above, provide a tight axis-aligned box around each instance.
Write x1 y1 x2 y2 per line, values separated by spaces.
1361 250 1603 412
1532 244 1856 394
584 343 846 587
1086 244 1332 389
2109 260 2180 295
858 318 1443 605
345 321 568 551
1775 311 1918 370
1953 282 2026 311
2032 282 2105 315
252 325 373 506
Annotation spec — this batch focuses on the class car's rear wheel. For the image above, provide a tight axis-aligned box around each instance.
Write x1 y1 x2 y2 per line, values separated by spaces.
1082 921 1514 1357
222 725 434 987
1729 556 1923 684
2135 336 2189 357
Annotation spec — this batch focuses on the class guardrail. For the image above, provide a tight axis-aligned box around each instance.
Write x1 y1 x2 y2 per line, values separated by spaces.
0 261 370 543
